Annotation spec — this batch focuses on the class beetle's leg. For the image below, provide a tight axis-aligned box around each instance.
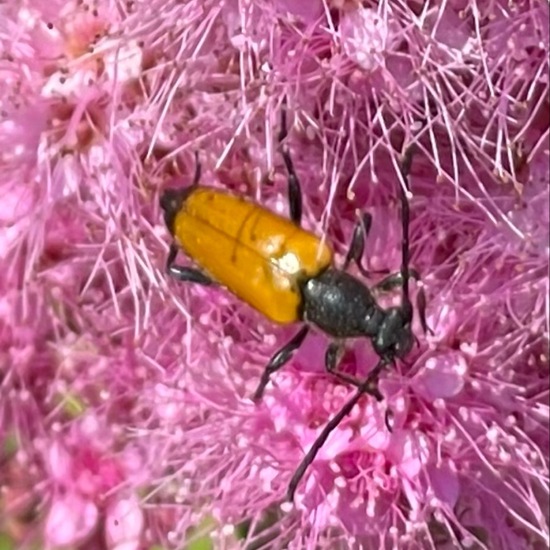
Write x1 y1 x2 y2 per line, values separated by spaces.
415 286 432 335
254 325 309 401
167 243 215 285
169 266 215 285
373 270 432 335
396 145 417 325
342 212 370 274
384 408 394 433
372 269 420 291
324 342 391 398
325 342 345 374
341 212 388 278
278 97 302 226
287 358 387 501
396 146 434 336
191 150 201 187
324 342 363 387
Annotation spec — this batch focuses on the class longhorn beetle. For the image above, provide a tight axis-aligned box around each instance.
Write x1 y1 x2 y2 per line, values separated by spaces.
160 100 428 502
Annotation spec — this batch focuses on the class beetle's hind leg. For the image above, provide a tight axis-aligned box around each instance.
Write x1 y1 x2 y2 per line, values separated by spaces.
278 97 302 226
166 243 215 285
253 325 309 401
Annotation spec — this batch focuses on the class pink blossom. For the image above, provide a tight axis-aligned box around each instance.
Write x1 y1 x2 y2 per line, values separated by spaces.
105 496 144 550
1 1 548 549
45 492 98 548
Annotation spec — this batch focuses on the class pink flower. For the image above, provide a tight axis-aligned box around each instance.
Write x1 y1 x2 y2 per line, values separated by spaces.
45 492 98 548
1 1 548 549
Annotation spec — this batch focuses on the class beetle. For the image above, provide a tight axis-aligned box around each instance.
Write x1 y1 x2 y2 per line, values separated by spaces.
160 103 428 501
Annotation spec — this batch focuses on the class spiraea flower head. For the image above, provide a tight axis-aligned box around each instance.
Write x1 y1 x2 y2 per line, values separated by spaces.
1 1 548 549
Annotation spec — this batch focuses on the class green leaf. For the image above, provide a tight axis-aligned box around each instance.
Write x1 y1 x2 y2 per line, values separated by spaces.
0 533 15 550
186 516 217 550
2 433 18 459
57 392 86 417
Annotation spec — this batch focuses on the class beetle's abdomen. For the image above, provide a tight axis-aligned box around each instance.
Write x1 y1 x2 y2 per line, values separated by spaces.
173 187 333 324
301 269 382 338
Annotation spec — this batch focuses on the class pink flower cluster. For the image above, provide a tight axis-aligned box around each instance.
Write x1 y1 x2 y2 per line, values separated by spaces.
1 0 548 549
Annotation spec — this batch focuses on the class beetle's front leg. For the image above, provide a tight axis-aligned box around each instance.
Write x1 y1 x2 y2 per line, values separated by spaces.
324 342 385 401
166 243 215 285
324 342 361 386
373 270 432 335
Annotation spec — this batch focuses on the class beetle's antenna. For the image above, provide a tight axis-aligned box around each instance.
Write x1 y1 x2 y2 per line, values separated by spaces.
398 146 414 314
192 150 201 187
286 384 364 502
286 359 387 502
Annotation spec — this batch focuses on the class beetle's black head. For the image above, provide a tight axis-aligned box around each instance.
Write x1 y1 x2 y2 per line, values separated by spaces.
373 306 414 361
160 188 191 235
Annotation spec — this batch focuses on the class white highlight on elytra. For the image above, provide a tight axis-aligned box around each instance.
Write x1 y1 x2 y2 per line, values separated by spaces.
274 252 301 274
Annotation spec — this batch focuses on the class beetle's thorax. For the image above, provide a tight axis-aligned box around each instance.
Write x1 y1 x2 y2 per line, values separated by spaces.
299 268 384 338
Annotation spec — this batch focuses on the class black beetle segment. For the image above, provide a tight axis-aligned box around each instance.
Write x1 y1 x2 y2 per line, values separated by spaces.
159 99 427 503
160 150 202 235
160 188 194 236
372 304 414 359
300 269 384 338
